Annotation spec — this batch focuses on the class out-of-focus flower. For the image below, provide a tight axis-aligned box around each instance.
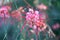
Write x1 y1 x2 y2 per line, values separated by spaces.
52 23 60 30
11 10 21 21
33 10 39 22
0 6 11 18
26 12 33 28
26 9 39 28
35 19 40 27
39 13 47 23
26 9 39 22
26 12 32 21
1 6 11 11
35 19 47 32
37 3 47 10
26 8 47 32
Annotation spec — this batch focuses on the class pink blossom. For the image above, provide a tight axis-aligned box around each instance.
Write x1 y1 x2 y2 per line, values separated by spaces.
26 12 32 21
37 3 47 10
26 9 47 31
0 6 11 18
33 11 39 22
11 10 21 21
52 23 60 29
26 12 33 28
26 10 40 28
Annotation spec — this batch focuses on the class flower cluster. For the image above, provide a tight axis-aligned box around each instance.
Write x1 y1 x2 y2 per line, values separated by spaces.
11 7 24 21
11 10 21 19
0 6 11 18
26 8 47 31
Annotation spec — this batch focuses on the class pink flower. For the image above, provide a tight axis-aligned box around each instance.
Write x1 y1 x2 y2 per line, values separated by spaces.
1 6 11 11
26 12 32 21
11 10 21 21
26 10 40 27
26 9 47 32
52 23 60 29
0 6 11 18
26 12 33 27
37 3 47 10
34 11 39 21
